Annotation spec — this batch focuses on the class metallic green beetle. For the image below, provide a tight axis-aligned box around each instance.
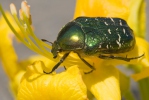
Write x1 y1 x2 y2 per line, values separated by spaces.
42 17 144 74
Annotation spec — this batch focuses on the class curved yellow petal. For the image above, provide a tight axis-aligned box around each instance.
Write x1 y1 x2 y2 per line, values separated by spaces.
17 61 88 100
9 70 25 98
18 55 57 73
135 37 149 67
74 0 130 20
0 12 19 80
82 58 120 100
127 0 146 38
131 67 149 81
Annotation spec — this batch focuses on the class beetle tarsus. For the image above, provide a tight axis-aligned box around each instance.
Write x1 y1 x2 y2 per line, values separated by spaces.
64 66 67 70
99 53 145 62
84 69 94 74
124 53 145 61
43 70 52 74
43 52 70 74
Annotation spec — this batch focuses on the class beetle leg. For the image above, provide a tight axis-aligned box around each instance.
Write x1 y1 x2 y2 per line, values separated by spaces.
43 52 70 74
84 69 94 74
98 53 144 62
76 53 96 70
64 66 67 70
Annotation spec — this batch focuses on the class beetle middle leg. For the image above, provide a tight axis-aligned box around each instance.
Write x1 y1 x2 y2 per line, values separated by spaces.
43 52 70 74
98 53 144 62
76 53 95 73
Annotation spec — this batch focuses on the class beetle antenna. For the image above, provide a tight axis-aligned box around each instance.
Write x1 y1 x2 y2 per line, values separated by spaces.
41 39 53 44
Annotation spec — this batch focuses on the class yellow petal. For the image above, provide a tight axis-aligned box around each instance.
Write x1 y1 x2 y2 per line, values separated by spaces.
131 67 149 81
17 61 88 100
74 0 130 20
82 59 120 100
129 37 149 81
135 37 149 67
9 70 25 98
18 55 57 73
0 12 19 80
127 0 146 38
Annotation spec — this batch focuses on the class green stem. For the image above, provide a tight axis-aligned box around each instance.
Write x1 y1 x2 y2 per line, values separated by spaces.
138 78 149 100
124 90 135 100
130 65 149 100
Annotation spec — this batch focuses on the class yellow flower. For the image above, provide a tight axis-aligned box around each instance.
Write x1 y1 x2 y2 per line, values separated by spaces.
0 7 53 98
17 61 88 100
0 1 121 99
0 12 23 97
0 0 148 100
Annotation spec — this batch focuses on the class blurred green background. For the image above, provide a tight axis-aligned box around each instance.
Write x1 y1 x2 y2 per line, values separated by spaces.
0 0 148 100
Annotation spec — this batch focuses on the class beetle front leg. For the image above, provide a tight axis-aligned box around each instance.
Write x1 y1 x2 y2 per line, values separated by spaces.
43 52 70 74
98 53 144 62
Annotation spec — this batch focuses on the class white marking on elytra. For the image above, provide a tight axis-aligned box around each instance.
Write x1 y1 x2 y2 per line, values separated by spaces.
117 34 121 42
123 28 126 34
119 20 122 26
85 19 88 22
116 28 118 30
84 45 87 49
99 45 101 48
110 17 115 23
95 18 98 21
108 29 111 34
104 22 108 25
116 40 121 48
106 45 109 49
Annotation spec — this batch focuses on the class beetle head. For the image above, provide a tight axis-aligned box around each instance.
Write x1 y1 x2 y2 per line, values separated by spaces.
51 41 61 58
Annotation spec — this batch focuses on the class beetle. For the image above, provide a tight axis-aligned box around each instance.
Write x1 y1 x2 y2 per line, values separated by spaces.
42 17 144 74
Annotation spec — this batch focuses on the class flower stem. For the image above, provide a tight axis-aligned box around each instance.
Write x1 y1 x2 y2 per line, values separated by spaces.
123 90 135 100
138 78 149 100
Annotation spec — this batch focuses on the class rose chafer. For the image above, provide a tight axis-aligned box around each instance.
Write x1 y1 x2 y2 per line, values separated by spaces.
42 17 144 73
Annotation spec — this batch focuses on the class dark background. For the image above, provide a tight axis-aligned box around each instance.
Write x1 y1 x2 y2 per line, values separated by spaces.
0 0 148 100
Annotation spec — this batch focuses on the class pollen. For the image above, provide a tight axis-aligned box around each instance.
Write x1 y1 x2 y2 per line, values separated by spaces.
21 1 30 18
10 3 17 15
